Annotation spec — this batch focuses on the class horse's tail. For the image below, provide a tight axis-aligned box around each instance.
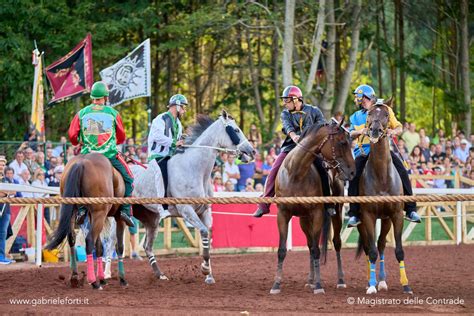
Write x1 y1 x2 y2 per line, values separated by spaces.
45 162 84 250
356 235 364 259
320 208 331 264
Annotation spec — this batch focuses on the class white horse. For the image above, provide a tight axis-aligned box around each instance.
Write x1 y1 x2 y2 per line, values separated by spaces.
130 110 255 284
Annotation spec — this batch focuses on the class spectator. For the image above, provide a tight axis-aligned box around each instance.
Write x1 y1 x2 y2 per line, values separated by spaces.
65 145 75 161
3 167 22 197
255 183 264 192
214 152 228 178
418 128 430 144
396 140 410 162
35 151 47 172
48 165 64 187
454 139 470 164
432 128 445 145
129 217 142 261
223 154 240 191
408 161 424 188
419 139 431 163
409 146 426 167
402 123 420 154
31 169 51 223
262 154 274 185
237 160 255 192
432 166 446 189
125 145 139 160
139 152 148 165
431 144 446 164
8 150 28 181
23 126 38 151
0 156 15 265
23 147 40 174
52 136 68 157
224 180 235 192
248 123 263 150
212 172 225 192
45 156 58 184
244 178 255 192
253 151 264 186
46 148 54 163
268 147 278 160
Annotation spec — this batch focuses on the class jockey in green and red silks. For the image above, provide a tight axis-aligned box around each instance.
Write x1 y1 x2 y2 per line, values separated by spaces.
68 81 134 227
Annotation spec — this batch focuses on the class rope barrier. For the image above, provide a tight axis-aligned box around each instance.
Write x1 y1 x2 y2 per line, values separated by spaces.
1 194 474 205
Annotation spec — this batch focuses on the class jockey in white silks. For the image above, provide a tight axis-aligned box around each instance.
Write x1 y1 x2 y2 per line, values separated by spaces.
147 94 187 219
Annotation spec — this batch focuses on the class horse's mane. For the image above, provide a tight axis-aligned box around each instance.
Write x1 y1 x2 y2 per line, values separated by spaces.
299 122 329 141
184 114 215 145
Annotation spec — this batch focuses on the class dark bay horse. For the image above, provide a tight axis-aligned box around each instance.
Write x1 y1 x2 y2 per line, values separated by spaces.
46 153 129 289
270 120 355 295
356 101 413 295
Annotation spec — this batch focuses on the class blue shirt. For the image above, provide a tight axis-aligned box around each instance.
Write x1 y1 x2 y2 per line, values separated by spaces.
349 110 370 158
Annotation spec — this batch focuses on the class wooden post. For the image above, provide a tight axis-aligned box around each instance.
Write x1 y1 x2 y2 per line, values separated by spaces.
27 205 36 248
425 205 432 242
163 218 172 250
454 171 460 188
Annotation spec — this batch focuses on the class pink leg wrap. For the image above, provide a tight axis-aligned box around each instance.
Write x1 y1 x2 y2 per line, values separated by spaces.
86 254 96 284
97 257 104 280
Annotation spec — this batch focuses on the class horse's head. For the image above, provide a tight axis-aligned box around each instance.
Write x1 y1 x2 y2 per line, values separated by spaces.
366 98 392 143
317 119 355 181
219 110 256 163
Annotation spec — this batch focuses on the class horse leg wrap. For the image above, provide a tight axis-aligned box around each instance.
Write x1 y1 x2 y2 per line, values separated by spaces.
201 237 210 249
86 254 96 284
399 260 409 286
148 255 157 266
118 256 125 279
96 257 105 280
379 254 386 280
369 262 377 287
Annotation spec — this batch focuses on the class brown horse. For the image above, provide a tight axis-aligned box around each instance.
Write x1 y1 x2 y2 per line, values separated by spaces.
270 120 355 295
46 153 129 290
356 100 413 295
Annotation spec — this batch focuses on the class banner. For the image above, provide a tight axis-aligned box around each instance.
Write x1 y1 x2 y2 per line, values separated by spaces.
99 39 151 107
45 34 93 104
31 48 45 140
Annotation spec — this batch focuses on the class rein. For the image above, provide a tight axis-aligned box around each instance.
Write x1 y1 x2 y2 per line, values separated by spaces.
182 144 240 154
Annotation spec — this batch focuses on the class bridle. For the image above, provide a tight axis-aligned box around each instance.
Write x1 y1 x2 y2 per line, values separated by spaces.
296 124 347 172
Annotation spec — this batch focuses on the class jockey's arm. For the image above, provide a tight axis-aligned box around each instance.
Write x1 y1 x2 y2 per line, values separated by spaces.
148 116 173 148
68 114 81 146
387 107 403 136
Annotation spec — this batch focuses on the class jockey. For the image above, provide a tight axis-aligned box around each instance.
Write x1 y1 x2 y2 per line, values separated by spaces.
253 85 335 217
347 84 421 227
147 94 187 219
68 81 135 227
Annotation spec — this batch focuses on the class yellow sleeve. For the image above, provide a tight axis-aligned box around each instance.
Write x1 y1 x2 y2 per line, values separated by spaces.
388 107 402 129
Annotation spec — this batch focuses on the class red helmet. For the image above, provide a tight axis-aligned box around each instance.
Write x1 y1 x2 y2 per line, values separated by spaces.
281 85 303 100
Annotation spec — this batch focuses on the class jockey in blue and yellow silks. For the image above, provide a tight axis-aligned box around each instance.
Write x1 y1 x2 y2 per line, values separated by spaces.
347 84 421 227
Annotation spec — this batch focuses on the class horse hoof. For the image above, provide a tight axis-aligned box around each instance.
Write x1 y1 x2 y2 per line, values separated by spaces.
70 274 80 288
91 282 102 290
100 279 107 286
378 281 388 291
336 283 347 289
270 288 281 295
201 262 210 276
157 274 169 280
403 285 413 295
305 283 315 289
205 275 215 284
313 288 325 294
366 286 377 294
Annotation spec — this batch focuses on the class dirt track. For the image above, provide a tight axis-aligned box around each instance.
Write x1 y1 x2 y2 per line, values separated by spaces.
0 245 472 314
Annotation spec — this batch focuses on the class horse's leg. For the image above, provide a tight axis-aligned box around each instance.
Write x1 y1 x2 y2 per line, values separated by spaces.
145 212 168 280
199 207 215 284
357 223 371 288
362 213 378 294
299 216 314 289
377 218 391 291
87 209 107 290
332 205 346 288
115 218 128 287
95 237 106 286
68 220 80 288
178 204 215 284
270 210 291 294
311 210 325 294
392 211 413 294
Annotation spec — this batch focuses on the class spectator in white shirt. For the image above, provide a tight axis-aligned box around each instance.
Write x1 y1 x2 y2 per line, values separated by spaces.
223 154 240 191
8 150 28 181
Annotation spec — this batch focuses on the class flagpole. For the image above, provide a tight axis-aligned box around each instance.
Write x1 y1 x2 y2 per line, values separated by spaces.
147 97 152 135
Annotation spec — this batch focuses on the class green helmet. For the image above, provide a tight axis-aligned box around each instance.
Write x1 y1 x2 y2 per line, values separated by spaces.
168 94 188 107
90 82 109 99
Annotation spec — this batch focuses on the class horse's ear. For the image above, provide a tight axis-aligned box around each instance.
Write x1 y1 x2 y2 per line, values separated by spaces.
221 110 228 120
385 96 394 108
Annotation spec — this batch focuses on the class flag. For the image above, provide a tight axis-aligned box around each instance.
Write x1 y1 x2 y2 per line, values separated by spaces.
31 48 45 140
100 39 151 107
45 34 93 104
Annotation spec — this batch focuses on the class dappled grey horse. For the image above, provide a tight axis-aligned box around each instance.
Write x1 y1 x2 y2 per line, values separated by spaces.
130 110 255 284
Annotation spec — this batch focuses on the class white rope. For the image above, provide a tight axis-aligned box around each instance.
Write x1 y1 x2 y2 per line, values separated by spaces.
182 144 239 154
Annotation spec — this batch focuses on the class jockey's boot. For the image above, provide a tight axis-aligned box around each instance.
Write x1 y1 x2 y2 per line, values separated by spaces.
159 207 171 220
76 205 88 225
325 204 336 217
253 203 270 218
347 216 361 227
405 211 421 223
347 204 361 227
120 205 135 227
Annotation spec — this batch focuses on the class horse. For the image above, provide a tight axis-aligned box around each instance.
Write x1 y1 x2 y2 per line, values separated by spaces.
270 119 355 295
45 153 129 290
130 110 255 284
356 100 413 295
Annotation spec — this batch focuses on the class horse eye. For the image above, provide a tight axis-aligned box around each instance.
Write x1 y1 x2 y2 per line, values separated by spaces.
234 128 240 133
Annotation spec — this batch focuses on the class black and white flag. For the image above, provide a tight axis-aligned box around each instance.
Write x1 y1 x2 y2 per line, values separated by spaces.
100 39 151 107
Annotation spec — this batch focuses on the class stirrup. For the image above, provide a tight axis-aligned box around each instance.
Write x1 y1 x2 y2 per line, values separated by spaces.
76 211 86 225
253 208 269 218
347 216 361 227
